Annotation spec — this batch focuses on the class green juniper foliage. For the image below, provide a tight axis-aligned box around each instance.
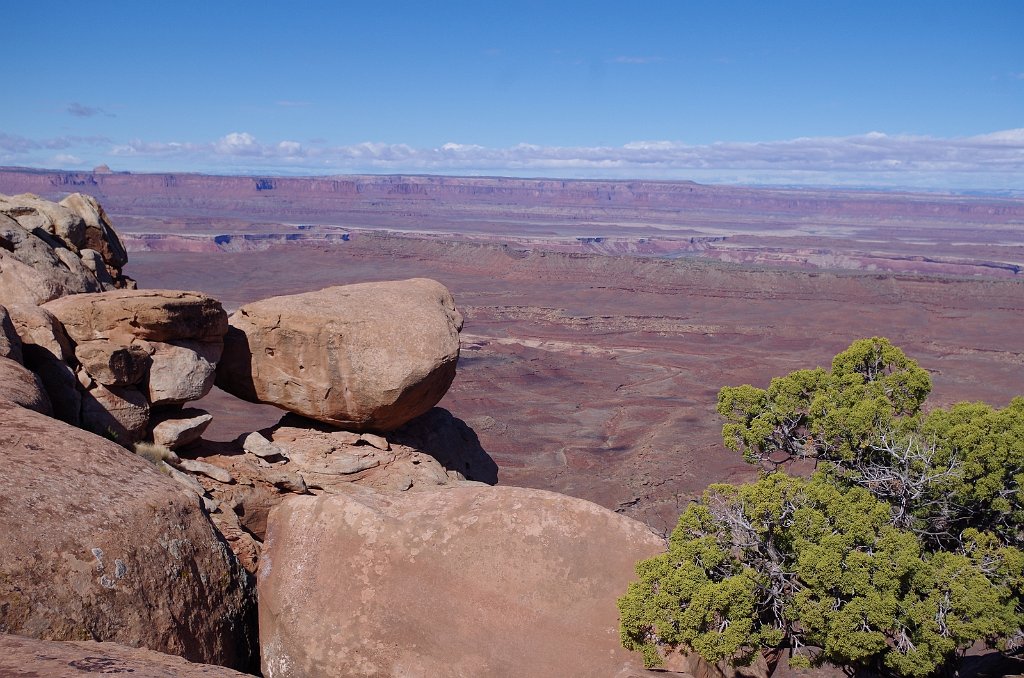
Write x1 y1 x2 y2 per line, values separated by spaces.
620 338 1024 676
717 337 932 466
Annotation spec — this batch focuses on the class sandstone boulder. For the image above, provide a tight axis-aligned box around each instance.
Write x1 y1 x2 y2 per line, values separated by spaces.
151 407 214 449
242 430 286 459
6 303 75 362
81 383 150 443
60 192 129 269
0 401 256 669
75 339 151 386
43 289 228 343
0 193 86 252
0 634 252 678
0 193 131 292
38 290 227 443
0 355 53 415
217 278 462 432
7 303 81 424
147 339 219 405
258 485 665 678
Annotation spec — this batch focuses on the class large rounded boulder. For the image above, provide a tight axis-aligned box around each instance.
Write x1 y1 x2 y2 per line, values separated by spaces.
258 485 665 678
217 278 463 432
0 400 256 669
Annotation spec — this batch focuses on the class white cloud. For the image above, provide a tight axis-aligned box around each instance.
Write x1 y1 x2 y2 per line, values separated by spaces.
622 140 680 151
969 128 1024 144
4 128 1024 190
92 129 1024 178
52 154 83 165
215 132 260 155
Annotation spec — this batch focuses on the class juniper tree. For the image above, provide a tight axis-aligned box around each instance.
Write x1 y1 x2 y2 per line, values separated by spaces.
716 338 1024 550
618 473 1023 676
620 339 1024 676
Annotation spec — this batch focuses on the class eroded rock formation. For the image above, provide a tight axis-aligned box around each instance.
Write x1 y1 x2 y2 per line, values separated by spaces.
169 410 493 575
217 278 462 432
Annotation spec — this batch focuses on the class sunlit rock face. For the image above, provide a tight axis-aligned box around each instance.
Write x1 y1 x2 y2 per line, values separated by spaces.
217 278 463 432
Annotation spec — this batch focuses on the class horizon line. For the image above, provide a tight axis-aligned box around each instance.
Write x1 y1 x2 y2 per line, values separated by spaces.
3 164 1022 200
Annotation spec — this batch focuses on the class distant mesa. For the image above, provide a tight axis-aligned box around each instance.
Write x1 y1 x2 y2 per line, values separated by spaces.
93 164 113 174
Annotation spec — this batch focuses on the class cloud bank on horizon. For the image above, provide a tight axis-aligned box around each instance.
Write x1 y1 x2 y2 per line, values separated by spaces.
2 128 1022 191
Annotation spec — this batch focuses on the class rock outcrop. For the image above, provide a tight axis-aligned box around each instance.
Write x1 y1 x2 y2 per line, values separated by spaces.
0 634 252 678
217 278 462 432
258 485 665 678
0 189 703 675
58 192 129 269
38 289 227 444
0 193 133 306
0 400 256 669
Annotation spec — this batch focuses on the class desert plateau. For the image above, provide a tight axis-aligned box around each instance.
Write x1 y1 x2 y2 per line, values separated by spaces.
3 167 1022 528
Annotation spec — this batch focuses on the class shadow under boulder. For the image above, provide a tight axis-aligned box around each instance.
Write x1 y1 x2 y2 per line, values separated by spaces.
391 406 499 484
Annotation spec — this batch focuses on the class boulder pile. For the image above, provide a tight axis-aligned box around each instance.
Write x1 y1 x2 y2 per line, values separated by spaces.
169 411 498 574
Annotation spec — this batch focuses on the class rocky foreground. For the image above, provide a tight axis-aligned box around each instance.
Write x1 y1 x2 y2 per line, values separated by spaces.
0 193 738 676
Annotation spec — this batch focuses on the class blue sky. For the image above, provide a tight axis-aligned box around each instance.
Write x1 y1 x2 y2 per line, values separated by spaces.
2 1 1022 189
